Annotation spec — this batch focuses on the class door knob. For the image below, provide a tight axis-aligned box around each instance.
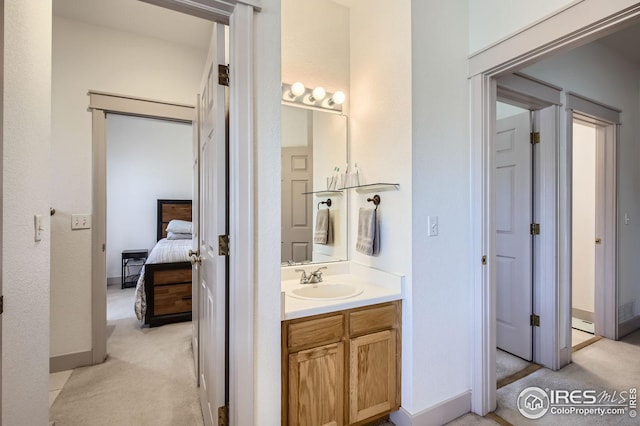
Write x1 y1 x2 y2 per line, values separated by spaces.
595 238 602 244
190 254 203 265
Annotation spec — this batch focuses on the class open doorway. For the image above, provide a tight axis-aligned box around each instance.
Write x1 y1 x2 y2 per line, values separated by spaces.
571 120 597 344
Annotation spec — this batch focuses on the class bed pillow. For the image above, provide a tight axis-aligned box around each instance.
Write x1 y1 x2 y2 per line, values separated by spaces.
166 219 192 234
167 232 192 240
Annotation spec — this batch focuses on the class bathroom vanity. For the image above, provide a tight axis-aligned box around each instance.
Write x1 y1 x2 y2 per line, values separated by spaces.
281 263 403 426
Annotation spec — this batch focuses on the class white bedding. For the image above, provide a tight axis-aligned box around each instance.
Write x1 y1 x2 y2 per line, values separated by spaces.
134 238 192 321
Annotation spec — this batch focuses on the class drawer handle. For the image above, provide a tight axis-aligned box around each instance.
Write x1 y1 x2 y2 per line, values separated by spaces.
182 296 193 301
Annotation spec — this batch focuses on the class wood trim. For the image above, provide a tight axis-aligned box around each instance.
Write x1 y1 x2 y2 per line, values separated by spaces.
50 350 93 373
566 92 621 124
229 4 256 425
390 391 471 426
468 1 640 77
618 315 640 338
88 91 194 123
91 109 107 365
571 335 602 352
470 1 640 416
497 73 561 108
496 364 543 389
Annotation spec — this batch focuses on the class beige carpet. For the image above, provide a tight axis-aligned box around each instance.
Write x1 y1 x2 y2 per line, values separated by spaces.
49 286 203 426
496 349 532 383
496 330 640 425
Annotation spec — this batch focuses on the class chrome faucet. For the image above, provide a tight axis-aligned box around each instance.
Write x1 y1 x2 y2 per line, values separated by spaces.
295 266 327 284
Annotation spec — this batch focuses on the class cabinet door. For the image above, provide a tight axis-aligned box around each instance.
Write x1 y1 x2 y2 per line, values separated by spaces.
289 342 345 426
349 330 397 423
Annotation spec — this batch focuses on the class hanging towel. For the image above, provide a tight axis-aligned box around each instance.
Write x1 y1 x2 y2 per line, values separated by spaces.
314 208 330 244
356 207 379 256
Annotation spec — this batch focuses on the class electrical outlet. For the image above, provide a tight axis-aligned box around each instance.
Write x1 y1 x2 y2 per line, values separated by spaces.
71 214 92 230
428 216 439 236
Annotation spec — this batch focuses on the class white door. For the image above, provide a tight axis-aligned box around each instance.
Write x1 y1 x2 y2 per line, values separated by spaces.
281 145 313 263
197 24 227 426
495 111 533 360
192 94 202 382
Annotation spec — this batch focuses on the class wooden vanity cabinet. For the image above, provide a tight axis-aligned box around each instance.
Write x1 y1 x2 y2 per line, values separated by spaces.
282 301 401 426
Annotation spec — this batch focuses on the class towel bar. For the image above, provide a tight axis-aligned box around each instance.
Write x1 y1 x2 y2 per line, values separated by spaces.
366 194 381 208
317 198 332 210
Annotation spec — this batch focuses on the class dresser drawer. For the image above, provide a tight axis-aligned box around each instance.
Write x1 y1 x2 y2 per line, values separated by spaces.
349 302 399 337
287 314 344 351
153 268 191 285
153 283 192 316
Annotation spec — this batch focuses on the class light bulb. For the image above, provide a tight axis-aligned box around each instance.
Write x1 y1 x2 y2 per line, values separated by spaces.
290 82 305 98
310 86 326 102
329 91 345 106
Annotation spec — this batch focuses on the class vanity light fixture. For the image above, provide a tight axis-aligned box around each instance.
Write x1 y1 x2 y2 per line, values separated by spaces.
281 82 345 113
309 86 326 102
328 91 345 106
288 82 305 99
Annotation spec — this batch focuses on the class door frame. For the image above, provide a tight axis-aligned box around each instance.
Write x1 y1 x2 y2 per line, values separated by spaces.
565 94 619 348
90 1 260 423
469 1 640 415
496 73 562 369
88 91 195 368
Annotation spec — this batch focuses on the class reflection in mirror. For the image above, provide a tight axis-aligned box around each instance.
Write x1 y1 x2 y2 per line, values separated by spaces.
281 104 348 265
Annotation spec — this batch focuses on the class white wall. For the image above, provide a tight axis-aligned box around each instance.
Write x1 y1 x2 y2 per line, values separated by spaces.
281 0 350 111
571 122 596 314
106 114 192 280
496 101 528 120
522 41 640 323
408 0 472 418
346 0 416 413
3 1 51 424
51 15 206 357
468 0 574 53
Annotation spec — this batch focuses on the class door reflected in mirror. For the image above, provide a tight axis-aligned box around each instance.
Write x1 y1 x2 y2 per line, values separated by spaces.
281 105 348 265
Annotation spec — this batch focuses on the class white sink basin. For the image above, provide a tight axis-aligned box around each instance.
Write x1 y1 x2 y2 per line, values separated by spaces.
287 283 363 301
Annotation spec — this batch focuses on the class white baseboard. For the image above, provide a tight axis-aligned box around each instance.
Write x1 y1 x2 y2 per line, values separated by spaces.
50 350 93 373
618 314 640 338
390 391 471 426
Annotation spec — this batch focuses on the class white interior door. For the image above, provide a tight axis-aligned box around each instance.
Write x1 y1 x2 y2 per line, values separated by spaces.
281 145 313 263
495 111 533 361
192 94 201 382
197 24 227 426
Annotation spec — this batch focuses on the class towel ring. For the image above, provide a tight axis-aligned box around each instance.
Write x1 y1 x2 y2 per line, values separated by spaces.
317 198 332 210
367 194 381 210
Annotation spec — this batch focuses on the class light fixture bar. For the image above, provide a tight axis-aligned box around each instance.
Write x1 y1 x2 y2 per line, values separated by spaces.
281 82 344 113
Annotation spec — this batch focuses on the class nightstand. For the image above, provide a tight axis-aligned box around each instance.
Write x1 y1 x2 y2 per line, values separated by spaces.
122 249 148 289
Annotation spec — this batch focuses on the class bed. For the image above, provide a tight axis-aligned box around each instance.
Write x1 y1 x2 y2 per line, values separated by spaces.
134 199 193 327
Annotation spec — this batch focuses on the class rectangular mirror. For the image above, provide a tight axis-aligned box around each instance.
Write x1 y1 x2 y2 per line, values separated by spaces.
281 104 348 265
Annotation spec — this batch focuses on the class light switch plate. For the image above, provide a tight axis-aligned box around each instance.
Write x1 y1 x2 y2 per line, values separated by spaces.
428 215 439 236
71 214 92 230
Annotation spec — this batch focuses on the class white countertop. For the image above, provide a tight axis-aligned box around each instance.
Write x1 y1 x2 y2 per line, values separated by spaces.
281 264 403 320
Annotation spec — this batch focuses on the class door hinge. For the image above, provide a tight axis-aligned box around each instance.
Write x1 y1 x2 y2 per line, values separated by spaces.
1 295 3 314
530 131 540 144
218 64 230 86
482 255 487 266
530 223 540 235
218 234 230 256
530 314 540 327
218 405 229 426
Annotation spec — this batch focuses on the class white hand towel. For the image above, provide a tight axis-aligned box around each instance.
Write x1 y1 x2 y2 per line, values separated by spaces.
356 207 379 256
314 208 329 244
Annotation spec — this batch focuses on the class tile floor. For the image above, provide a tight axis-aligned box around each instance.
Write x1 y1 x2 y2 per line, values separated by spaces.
49 370 73 408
